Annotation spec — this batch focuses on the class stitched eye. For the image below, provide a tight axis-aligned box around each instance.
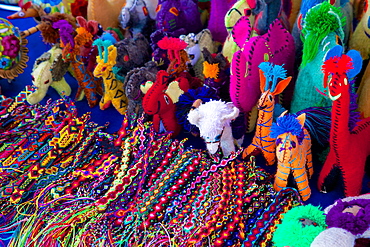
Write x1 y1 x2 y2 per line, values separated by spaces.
18 11 25 17
299 218 305 222
313 222 318 226
291 141 296 148
244 8 251 16
276 138 282 145
169 7 179 16
44 80 50 84
189 54 195 60
215 134 221 141
164 95 170 104
156 4 161 12
268 95 273 101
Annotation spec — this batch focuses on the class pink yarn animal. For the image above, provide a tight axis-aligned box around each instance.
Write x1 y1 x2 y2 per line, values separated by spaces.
229 16 295 114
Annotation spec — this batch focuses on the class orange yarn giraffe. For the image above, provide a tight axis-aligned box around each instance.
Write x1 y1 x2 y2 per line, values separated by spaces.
242 62 292 166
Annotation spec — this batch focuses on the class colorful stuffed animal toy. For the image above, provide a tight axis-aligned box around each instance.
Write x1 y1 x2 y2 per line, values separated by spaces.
202 47 230 101
180 29 217 80
253 0 290 35
187 99 240 157
157 36 189 77
311 194 370 247
6 0 71 22
317 46 370 197
207 0 237 43
119 0 157 38
93 39 128 115
155 0 202 37
229 16 295 116
0 18 29 81
243 62 292 166
27 45 71 105
114 33 151 78
273 205 327 247
290 1 345 113
123 61 158 119
87 0 127 29
222 0 256 63
141 70 190 137
270 112 313 201
60 23 103 107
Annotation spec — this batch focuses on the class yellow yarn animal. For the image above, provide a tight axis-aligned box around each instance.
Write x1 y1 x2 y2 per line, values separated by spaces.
93 40 128 115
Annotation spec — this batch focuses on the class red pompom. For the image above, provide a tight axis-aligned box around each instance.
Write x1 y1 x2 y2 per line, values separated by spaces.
157 37 187 51
322 55 354 75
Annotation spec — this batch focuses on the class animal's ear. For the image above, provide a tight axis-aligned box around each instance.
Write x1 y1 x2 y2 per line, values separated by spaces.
346 49 363 79
222 103 240 121
34 51 51 68
296 113 306 128
271 76 292 96
22 1 32 10
166 78 188 103
76 16 87 28
232 16 252 49
259 69 266 93
140 81 154 94
279 110 288 118
188 107 201 126
51 53 70 81
197 29 215 53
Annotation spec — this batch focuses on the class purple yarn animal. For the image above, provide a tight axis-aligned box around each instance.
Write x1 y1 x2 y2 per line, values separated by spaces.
207 0 237 43
52 19 75 48
155 0 202 37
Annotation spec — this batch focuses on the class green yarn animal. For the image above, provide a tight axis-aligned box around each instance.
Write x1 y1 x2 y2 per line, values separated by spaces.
290 1 346 113
273 204 327 247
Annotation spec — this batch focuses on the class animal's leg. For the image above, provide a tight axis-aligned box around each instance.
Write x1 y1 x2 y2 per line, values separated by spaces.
263 148 276 166
220 138 236 157
242 141 259 159
26 88 48 105
293 167 311 201
51 78 71 97
99 88 112 110
274 164 290 192
317 150 336 193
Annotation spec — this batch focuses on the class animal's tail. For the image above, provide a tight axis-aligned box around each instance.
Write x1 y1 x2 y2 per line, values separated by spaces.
297 106 331 146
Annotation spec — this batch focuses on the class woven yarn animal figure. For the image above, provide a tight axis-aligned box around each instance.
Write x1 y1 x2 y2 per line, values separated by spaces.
290 1 345 113
230 16 295 114
242 62 292 166
188 100 240 157
93 39 128 115
270 112 313 201
60 24 103 107
317 45 370 197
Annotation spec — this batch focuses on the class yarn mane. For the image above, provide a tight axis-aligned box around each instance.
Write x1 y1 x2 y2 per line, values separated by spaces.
53 19 75 48
301 1 345 68
259 62 288 92
176 87 218 133
270 114 305 144
157 36 188 50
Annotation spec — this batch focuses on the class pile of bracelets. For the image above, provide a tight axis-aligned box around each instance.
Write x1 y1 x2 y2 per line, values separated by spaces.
0 88 303 246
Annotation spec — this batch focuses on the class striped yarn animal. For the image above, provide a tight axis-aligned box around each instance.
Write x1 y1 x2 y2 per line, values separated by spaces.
243 62 292 166
270 112 313 201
